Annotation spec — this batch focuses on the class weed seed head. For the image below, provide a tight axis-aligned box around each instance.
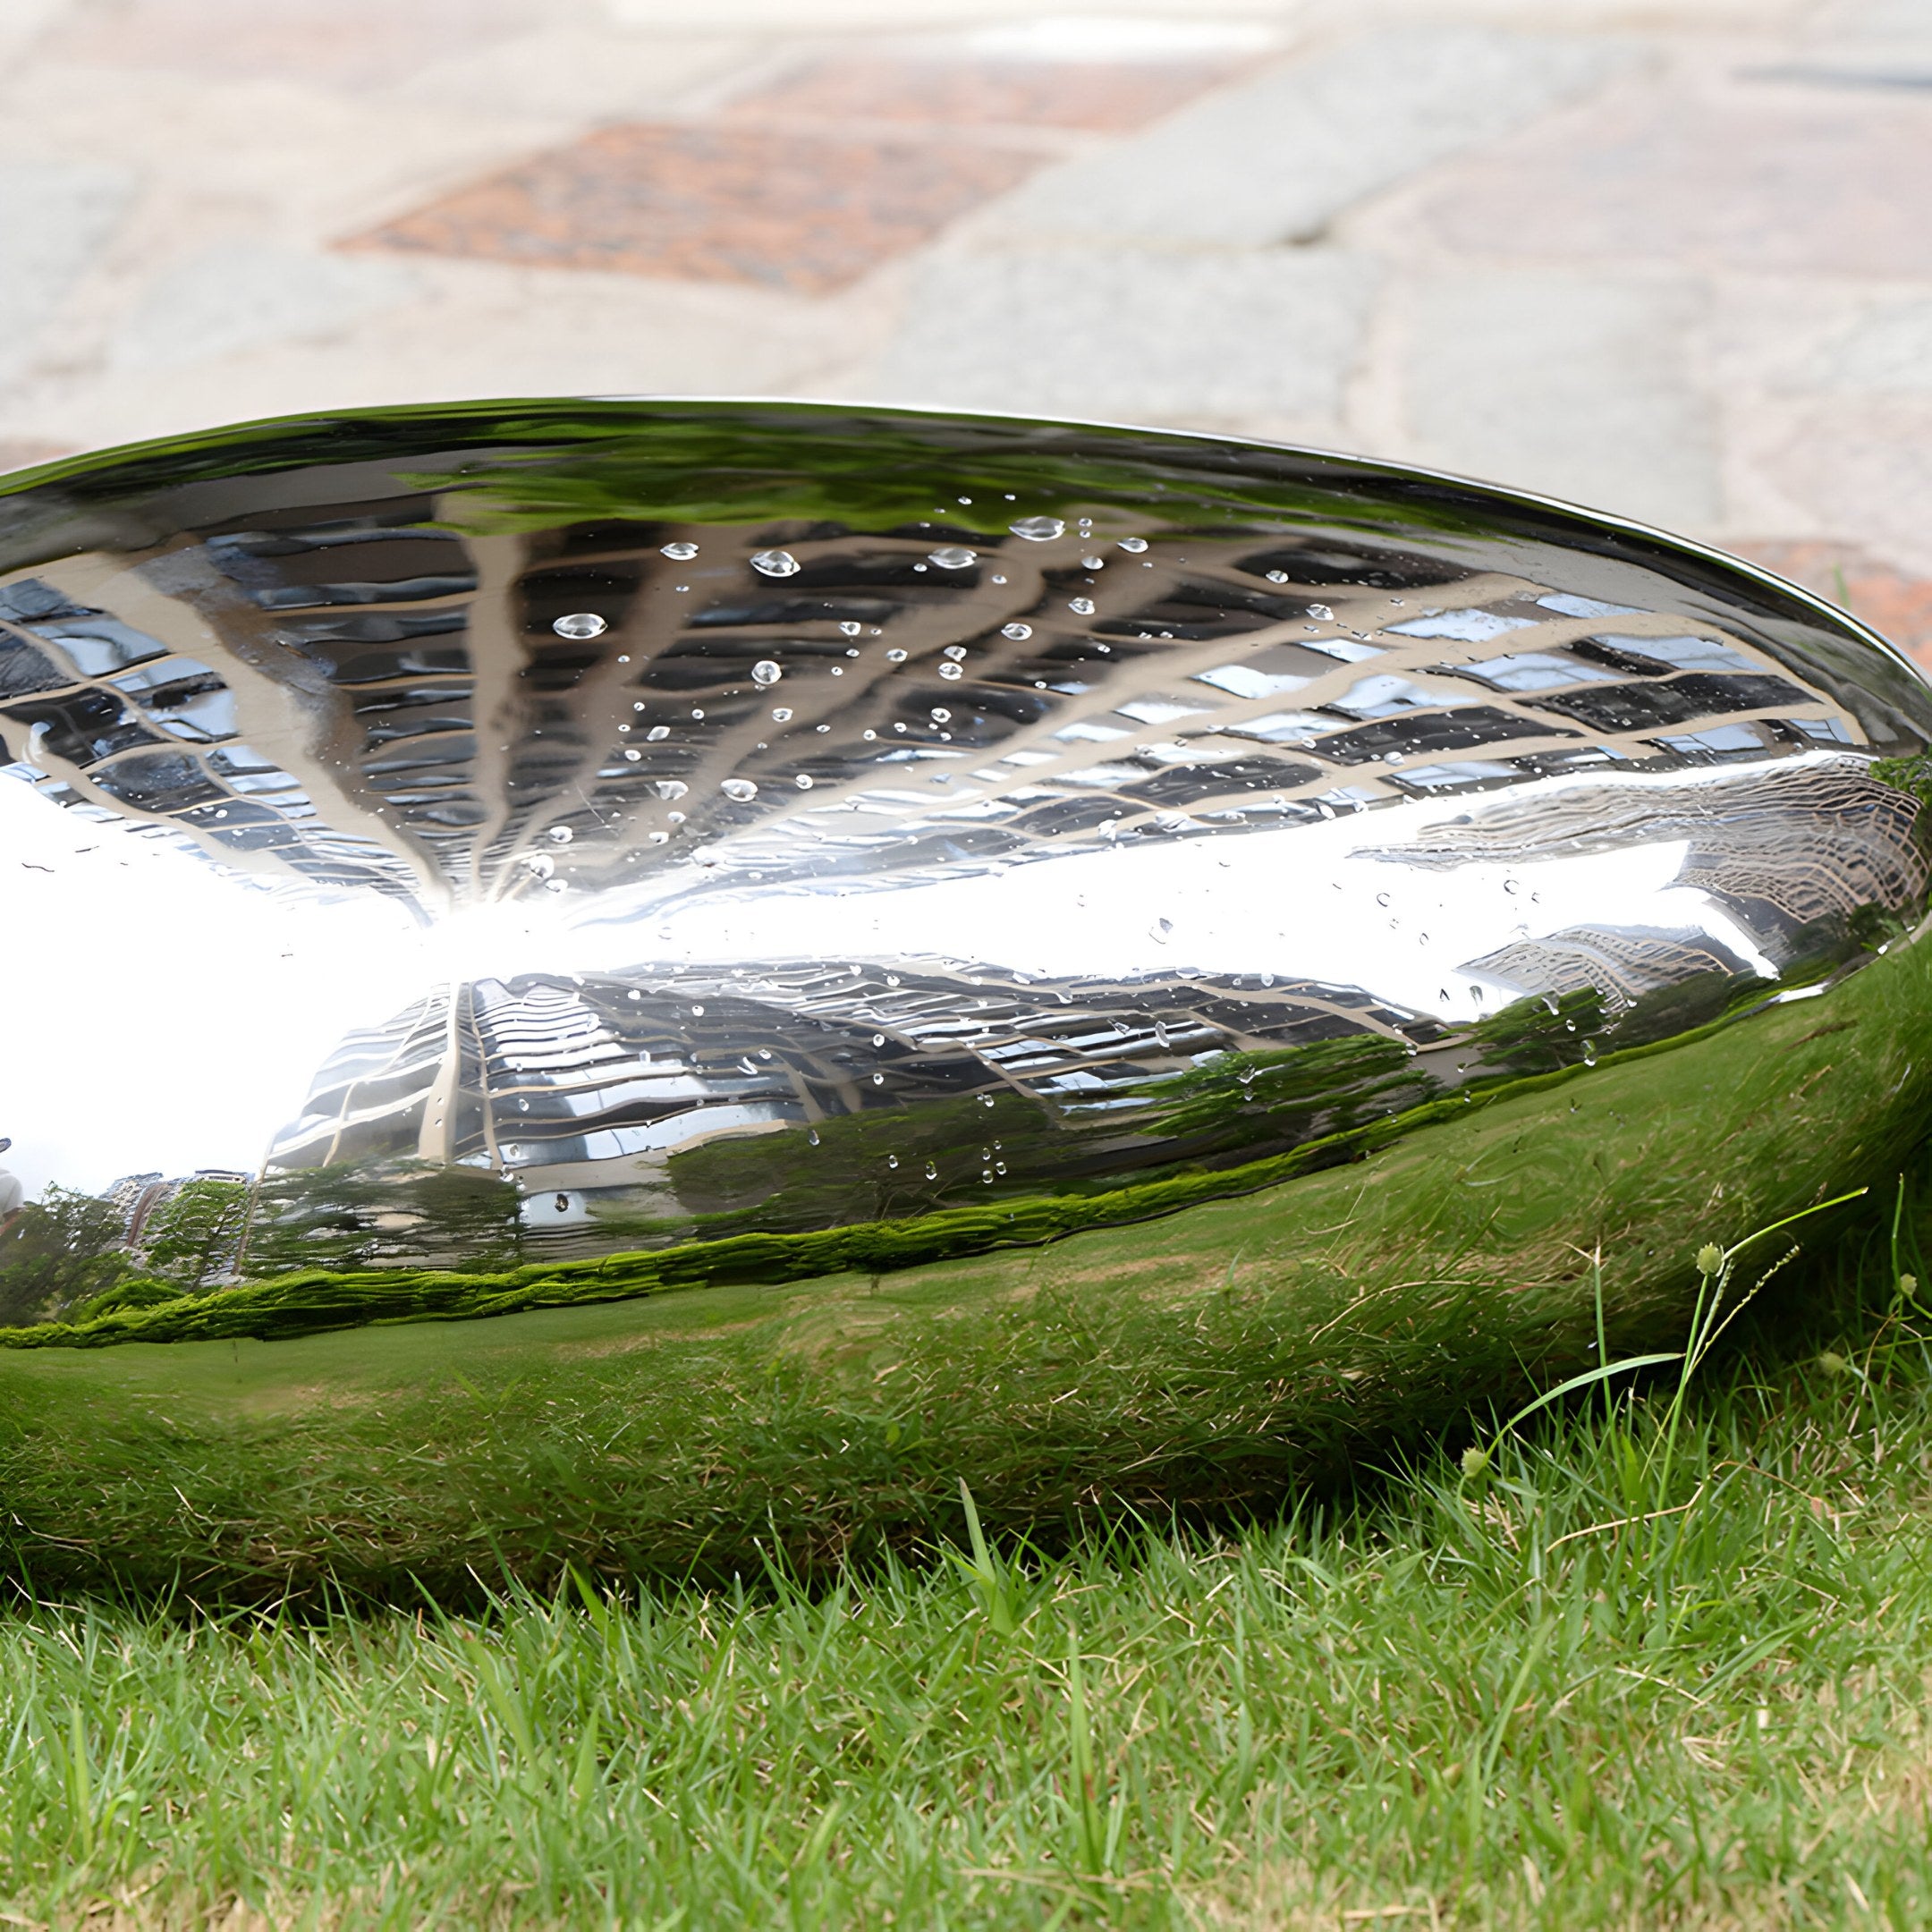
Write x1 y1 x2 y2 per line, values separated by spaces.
1818 1351 1851 1377
1460 1445 1491 1482
1695 1243 1723 1275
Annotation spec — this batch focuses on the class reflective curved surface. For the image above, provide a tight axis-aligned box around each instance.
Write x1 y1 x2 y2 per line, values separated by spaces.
1 400 1928 1590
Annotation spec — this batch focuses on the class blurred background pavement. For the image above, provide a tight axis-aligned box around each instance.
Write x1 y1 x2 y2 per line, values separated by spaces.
1 0 1928 658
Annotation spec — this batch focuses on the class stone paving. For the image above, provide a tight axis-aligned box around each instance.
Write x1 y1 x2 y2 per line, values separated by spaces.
0 0 1928 657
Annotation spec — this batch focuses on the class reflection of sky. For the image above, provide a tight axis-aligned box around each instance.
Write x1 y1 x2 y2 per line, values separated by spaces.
0 757 1794 1199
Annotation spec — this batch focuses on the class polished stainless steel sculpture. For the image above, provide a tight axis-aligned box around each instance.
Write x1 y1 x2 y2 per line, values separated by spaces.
0 400 1927 1596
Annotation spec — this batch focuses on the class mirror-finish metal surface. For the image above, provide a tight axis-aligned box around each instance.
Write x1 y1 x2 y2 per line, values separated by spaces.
2 400 1928 1593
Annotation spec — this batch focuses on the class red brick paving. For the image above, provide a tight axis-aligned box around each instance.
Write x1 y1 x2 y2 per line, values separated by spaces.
1733 538 1932 671
350 122 1048 295
726 56 1241 132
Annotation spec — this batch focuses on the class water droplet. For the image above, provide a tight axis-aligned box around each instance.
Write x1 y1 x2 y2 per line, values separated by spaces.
1309 603 1335 621
524 853 555 879
752 659 783 686
1010 516 1064 541
647 724 669 741
937 661 962 681
668 811 685 825
886 1154 899 1168
1068 597 1096 615
838 620 862 637
1265 569 1289 583
548 825 574 844
1376 891 1390 907
1154 1021 1171 1047
653 779 688 801
648 829 667 843
1149 918 1173 944
1001 622 1033 640
808 1129 821 1146
795 773 814 789
691 1003 706 1015
928 546 977 570
980 1094 996 1107
751 549 800 578
1117 537 1148 553
691 708 706 720
924 1161 938 1180
661 541 699 560
886 647 909 663
1081 555 1105 571
722 778 758 801
553 612 606 639
623 747 642 761
872 1072 886 1086
770 707 792 723
930 707 952 723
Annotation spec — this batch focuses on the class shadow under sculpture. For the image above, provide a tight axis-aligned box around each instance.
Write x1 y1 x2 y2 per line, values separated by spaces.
0 398 1928 1598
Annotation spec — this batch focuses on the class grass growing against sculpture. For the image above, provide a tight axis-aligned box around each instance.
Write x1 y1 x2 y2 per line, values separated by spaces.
4 1202 1932 1926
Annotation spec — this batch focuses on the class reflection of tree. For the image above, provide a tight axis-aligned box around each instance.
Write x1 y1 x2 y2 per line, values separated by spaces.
591 1092 1090 1249
589 1036 1449 1253
141 1178 251 1292
1464 988 1608 1079
246 1161 524 1275
0 1187 131 1328
1131 1035 1441 1156
406 408 1463 547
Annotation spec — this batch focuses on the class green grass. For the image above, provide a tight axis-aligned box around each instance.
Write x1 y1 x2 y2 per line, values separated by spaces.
5 1215 1932 1926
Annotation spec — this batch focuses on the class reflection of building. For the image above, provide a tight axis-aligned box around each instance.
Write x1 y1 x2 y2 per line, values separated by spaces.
104 1167 253 1262
267 960 1432 1211
4 428 1919 1255
1390 759 1925 966
0 489 1877 928
1466 926 1757 1011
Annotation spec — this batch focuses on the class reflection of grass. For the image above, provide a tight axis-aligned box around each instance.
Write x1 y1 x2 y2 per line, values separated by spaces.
2 935 1925 1600
3 1218 1931 1924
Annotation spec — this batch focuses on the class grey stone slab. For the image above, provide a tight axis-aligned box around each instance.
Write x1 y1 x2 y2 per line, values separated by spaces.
1401 269 1718 530
0 159 133 388
993 27 1627 250
111 242 419 371
860 245 1377 427
1803 299 1932 394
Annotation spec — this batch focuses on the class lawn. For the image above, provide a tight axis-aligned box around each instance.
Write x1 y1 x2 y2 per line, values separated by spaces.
4 1204 1932 1927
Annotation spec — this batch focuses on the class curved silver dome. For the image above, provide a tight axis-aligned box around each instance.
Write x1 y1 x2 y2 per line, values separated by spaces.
0 401 1926 1593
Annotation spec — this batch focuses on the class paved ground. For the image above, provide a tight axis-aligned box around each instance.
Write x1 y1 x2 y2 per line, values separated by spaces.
1 0 1928 658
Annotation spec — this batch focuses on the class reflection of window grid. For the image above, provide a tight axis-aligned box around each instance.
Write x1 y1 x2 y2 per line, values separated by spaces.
2 503 1888 1196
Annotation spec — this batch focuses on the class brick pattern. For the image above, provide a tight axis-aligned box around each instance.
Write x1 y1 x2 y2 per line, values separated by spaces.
351 123 1046 296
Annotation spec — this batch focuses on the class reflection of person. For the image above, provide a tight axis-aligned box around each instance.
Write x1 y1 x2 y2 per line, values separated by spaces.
0 1139 21 1239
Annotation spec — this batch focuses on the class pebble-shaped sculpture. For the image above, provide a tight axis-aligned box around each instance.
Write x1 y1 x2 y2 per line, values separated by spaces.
0 400 1928 1598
